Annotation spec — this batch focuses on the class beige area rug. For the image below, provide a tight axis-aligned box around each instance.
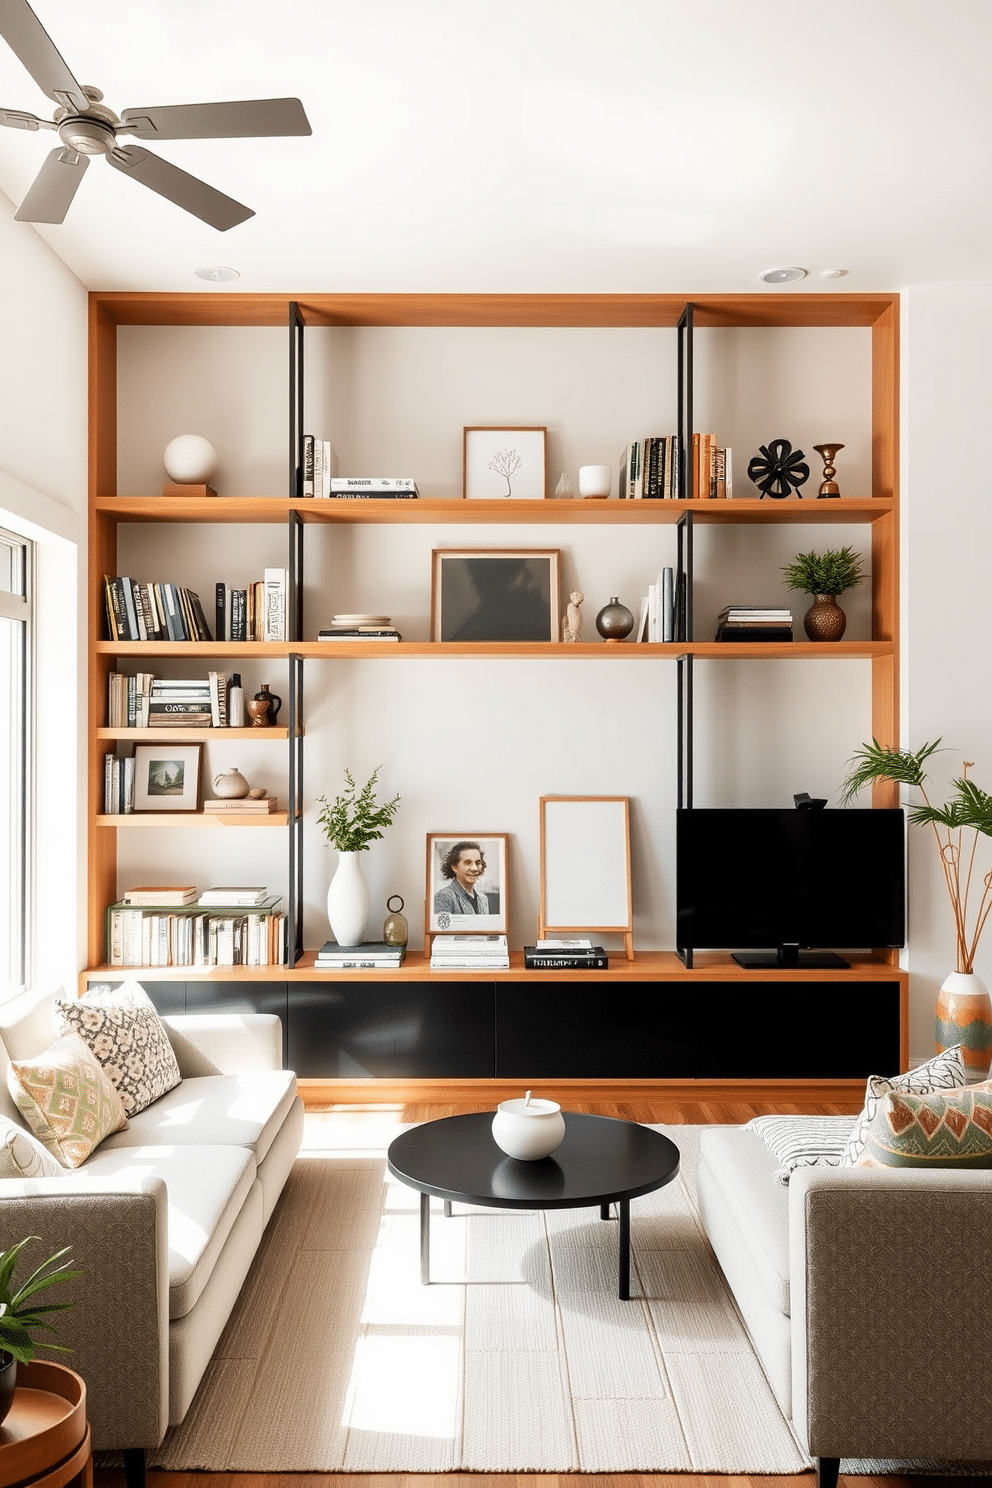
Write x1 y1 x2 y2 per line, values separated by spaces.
150 1113 809 1474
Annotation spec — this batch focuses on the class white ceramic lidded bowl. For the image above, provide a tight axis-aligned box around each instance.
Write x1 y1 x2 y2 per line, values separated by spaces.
492 1092 566 1161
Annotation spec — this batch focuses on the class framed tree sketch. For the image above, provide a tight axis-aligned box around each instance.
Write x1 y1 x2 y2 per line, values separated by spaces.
538 796 633 959
463 426 547 500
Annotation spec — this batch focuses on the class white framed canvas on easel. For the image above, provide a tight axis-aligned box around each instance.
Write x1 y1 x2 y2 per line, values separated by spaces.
538 796 633 960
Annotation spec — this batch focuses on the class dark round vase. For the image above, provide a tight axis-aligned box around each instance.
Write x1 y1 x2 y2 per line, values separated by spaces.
596 596 634 643
803 594 847 642
0 1351 17 1427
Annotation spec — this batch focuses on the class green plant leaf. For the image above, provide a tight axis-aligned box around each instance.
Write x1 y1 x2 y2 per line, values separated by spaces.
781 544 865 595
840 738 943 803
316 765 401 854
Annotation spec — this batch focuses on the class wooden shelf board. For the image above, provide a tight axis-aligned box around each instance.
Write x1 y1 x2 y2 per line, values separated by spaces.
96 638 893 660
80 949 904 984
97 727 293 741
96 494 895 526
96 812 290 827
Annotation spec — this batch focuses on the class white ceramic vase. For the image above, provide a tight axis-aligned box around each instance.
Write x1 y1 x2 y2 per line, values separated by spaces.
326 851 370 947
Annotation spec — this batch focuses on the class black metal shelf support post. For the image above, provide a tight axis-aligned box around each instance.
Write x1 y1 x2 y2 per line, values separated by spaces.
287 653 304 967
677 302 694 502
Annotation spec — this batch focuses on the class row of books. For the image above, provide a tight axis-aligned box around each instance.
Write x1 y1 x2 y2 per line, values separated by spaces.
523 939 609 970
617 436 732 500
301 438 420 499
121 885 275 906
107 906 287 968
107 672 231 729
103 570 288 643
314 939 405 969
639 566 685 643
715 604 794 642
430 933 509 970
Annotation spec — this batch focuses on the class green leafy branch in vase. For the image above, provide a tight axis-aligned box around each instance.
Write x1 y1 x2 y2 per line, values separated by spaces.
0 1236 80 1365
842 738 992 973
316 765 401 853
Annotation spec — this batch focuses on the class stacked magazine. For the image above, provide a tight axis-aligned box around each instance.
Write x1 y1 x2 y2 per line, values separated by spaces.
430 933 509 970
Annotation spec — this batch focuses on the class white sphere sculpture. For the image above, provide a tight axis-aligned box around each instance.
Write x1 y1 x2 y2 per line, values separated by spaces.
163 434 218 485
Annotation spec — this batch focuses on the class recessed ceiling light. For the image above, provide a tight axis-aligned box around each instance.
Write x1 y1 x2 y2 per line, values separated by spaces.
821 268 848 279
195 265 240 283
759 266 807 285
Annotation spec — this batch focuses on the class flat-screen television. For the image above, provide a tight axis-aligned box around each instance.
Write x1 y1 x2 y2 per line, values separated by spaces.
676 808 906 968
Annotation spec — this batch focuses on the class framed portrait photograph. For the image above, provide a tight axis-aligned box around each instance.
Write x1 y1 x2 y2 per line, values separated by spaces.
132 742 203 813
463 426 547 500
426 833 508 934
539 796 634 958
431 548 560 642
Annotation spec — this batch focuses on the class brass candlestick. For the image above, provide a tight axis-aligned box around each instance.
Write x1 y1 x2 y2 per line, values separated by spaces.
813 443 844 498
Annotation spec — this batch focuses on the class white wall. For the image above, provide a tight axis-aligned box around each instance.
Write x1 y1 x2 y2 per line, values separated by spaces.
0 191 88 994
114 321 878 959
902 284 992 1061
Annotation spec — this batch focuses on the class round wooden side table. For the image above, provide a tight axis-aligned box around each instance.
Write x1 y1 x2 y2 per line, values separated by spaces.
0 1360 91 1488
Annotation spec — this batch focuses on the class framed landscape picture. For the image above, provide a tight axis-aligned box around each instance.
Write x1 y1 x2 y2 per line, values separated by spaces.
463 426 547 500
431 548 560 642
132 742 203 813
426 833 508 934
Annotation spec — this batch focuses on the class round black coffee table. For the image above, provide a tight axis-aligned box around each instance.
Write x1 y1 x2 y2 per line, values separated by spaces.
387 1111 680 1300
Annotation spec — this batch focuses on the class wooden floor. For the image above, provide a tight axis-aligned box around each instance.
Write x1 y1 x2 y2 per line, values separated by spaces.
94 1092 932 1488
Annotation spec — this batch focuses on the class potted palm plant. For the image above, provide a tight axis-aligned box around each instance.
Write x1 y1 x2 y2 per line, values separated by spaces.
0 1236 80 1424
316 765 401 947
842 739 992 1078
781 544 865 641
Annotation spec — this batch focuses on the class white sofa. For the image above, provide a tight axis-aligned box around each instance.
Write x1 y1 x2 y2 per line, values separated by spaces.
0 984 304 1486
698 1124 992 1486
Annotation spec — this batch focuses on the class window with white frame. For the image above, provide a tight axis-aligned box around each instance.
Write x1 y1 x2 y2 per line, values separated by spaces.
0 527 32 1000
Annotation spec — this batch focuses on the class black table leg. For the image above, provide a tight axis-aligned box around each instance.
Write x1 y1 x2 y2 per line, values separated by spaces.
600 1201 610 1220
444 1199 453 1217
420 1190 430 1285
618 1197 631 1299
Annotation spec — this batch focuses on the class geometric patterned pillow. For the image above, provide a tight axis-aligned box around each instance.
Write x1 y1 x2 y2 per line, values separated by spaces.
55 995 181 1116
839 1044 967 1167
857 1085 992 1168
745 1114 856 1184
0 1112 65 1176
7 1031 129 1168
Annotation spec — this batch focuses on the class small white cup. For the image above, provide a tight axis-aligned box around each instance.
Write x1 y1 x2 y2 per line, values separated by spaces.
578 464 612 499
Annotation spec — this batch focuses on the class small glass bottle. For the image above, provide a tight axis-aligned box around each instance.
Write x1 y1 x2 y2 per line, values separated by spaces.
228 672 246 728
383 895 408 947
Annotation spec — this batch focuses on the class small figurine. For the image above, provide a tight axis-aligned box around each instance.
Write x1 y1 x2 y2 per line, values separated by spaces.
555 472 574 499
747 439 810 499
561 590 584 642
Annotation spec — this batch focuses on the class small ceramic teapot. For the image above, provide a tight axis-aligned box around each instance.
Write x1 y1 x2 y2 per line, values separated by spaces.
491 1092 566 1161
212 767 250 799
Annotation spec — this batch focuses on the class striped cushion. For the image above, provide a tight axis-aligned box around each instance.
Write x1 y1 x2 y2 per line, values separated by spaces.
840 1044 967 1167
745 1115 854 1184
858 1083 992 1168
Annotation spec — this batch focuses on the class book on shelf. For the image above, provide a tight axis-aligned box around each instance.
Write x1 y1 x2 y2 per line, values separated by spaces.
107 902 287 968
715 625 794 642
619 436 679 499
198 886 275 907
718 605 793 622
121 885 198 906
430 932 509 969
324 477 419 497
264 567 287 642
523 945 609 969
203 797 279 813
103 753 135 813
301 433 315 498
317 628 401 640
315 940 405 968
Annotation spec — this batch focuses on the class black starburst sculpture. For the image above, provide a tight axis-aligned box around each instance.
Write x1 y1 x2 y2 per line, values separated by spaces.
746 439 810 499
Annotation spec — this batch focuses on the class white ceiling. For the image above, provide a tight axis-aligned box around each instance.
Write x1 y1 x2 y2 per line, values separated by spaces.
0 0 990 294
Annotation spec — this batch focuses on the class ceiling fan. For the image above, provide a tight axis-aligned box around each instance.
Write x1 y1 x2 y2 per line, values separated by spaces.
0 0 311 230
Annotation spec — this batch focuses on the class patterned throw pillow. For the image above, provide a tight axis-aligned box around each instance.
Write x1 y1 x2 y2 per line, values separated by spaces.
7 1032 129 1167
0 1113 65 1177
55 990 181 1116
745 1115 855 1184
858 1084 992 1168
840 1044 967 1167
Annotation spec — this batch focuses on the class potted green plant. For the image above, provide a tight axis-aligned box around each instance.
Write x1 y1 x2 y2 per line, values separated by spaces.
781 544 865 641
842 738 992 1078
316 765 401 947
0 1236 80 1424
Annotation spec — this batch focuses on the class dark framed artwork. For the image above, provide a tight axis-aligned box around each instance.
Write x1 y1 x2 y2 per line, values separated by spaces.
431 548 561 642
132 742 203 813
426 833 509 935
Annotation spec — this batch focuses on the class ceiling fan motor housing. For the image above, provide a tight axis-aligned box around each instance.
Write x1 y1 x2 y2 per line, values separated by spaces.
55 94 119 155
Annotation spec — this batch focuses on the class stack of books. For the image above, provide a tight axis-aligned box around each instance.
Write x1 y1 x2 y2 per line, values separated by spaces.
121 885 198 906
318 614 401 641
619 436 679 499
314 940 405 969
215 568 287 641
523 939 609 970
203 796 279 815
107 670 231 728
198 886 274 907
147 677 213 728
300 435 420 499
325 477 419 500
430 933 509 970
715 605 793 642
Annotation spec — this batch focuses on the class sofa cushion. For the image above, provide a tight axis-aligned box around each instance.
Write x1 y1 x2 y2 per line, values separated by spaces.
0 1112 64 1177
840 1044 967 1166
7 1032 129 1167
699 1125 791 1315
97 1069 297 1165
745 1114 855 1183
858 1085 992 1168
82 1141 257 1319
55 995 182 1116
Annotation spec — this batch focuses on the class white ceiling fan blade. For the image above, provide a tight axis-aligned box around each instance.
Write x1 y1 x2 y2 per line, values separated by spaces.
14 145 87 222
107 145 254 231
0 103 52 130
0 0 89 112
120 97 311 141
